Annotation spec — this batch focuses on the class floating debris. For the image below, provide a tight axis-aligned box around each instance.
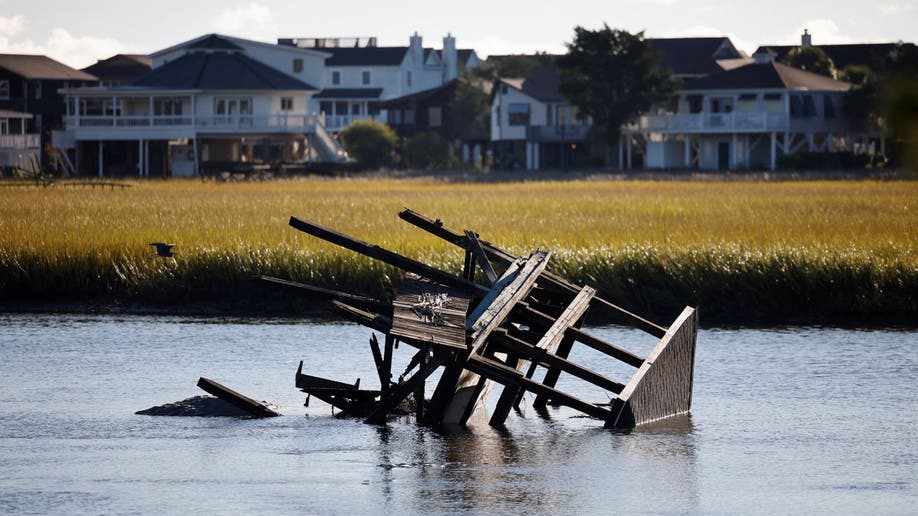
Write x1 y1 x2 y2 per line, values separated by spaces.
261 208 698 429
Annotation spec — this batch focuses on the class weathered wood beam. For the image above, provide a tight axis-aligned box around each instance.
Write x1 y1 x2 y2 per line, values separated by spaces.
364 356 444 425
197 377 280 418
465 230 498 285
257 275 387 311
397 208 667 338
289 216 487 294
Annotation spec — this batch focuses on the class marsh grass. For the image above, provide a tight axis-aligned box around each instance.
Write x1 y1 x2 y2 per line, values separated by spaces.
1 178 915 324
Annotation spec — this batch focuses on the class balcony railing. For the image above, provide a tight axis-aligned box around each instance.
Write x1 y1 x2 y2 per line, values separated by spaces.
64 114 323 132
526 124 590 142
633 112 789 132
0 134 40 149
323 114 381 132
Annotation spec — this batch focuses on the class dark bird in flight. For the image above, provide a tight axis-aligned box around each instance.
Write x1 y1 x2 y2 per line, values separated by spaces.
149 242 176 257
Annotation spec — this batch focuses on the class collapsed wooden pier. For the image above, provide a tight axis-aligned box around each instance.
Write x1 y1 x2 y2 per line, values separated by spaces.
262 209 697 429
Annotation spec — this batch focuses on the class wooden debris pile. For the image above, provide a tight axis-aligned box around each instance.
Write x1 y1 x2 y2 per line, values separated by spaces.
261 209 697 429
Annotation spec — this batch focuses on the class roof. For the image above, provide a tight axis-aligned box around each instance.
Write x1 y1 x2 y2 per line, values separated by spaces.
188 34 244 51
132 51 317 90
497 66 565 102
647 37 742 77
458 49 477 64
0 108 33 119
0 54 97 80
82 54 152 83
752 43 899 69
716 57 754 71
313 88 383 99
324 47 409 66
682 61 852 91
379 80 458 106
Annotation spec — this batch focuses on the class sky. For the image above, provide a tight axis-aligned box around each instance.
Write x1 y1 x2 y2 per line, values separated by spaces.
0 0 916 69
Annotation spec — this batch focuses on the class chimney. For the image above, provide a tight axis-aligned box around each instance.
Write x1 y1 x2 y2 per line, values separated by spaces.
801 29 812 48
409 31 423 61
443 33 458 81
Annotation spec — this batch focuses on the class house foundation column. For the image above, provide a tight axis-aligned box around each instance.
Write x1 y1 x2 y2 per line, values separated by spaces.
625 135 632 170
684 136 690 168
618 139 624 170
731 134 738 169
770 132 776 171
98 141 104 178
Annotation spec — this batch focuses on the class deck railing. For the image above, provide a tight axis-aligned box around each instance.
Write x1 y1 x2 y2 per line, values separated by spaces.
0 134 40 149
64 114 322 132
633 112 789 132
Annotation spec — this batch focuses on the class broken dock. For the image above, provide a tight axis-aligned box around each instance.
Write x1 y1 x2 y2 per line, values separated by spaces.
262 209 697 429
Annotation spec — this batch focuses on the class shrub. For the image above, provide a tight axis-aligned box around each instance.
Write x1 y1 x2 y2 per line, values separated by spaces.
404 132 452 169
339 120 398 170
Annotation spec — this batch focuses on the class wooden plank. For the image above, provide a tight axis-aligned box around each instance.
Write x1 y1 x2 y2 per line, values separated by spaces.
439 251 550 426
423 356 466 426
369 334 388 390
522 287 595 409
330 300 393 334
607 307 698 428
390 274 470 351
514 303 645 368
465 230 498 285
364 356 444 425
397 209 667 338
197 377 280 418
257 275 387 311
289 216 487 295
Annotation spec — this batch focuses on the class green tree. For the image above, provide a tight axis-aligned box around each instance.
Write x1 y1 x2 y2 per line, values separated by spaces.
781 46 837 77
339 120 397 170
404 132 452 169
557 25 679 165
445 78 490 142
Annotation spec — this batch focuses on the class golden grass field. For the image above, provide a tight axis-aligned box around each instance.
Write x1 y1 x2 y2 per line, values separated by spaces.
1 178 916 323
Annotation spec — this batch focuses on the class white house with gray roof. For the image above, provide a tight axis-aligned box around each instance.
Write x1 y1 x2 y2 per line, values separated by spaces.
55 33 346 177
624 54 854 170
279 33 480 131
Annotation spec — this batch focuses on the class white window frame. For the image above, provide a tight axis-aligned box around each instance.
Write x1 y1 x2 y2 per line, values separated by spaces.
331 70 341 86
361 69 372 86
281 97 294 111
0 80 9 100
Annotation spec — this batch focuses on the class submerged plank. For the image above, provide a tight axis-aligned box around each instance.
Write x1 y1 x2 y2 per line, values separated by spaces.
197 377 280 418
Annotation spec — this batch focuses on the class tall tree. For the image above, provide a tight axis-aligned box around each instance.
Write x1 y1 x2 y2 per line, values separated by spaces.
558 25 678 164
781 46 837 77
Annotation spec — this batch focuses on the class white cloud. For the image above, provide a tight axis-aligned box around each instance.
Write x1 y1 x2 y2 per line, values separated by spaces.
0 15 27 37
879 2 914 15
781 20 854 46
210 2 277 42
0 25 134 68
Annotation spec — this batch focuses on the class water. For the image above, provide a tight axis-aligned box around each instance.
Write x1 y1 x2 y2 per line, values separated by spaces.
0 314 915 515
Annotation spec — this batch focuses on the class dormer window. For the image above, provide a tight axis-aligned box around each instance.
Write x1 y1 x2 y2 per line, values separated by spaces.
362 70 371 85
406 71 412 87
331 70 341 86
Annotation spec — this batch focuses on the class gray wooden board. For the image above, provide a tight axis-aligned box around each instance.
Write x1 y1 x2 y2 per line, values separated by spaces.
390 274 471 351
197 377 280 418
607 306 698 428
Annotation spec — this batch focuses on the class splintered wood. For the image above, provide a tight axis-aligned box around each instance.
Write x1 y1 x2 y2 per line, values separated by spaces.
261 209 698 430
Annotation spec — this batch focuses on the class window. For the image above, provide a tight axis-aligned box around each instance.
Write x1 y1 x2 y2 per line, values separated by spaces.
334 101 348 115
154 97 184 116
404 108 415 125
0 118 8 135
764 93 782 113
687 95 703 114
790 95 802 117
293 58 303 73
406 71 412 87
33 114 41 133
737 93 757 112
331 70 341 86
802 95 817 117
391 109 402 124
351 103 361 116
361 70 371 85
34 81 42 100
368 102 380 116
428 106 442 127
501 84 508 95
824 95 836 119
319 101 332 114
0 80 9 99
508 103 530 126
281 97 294 111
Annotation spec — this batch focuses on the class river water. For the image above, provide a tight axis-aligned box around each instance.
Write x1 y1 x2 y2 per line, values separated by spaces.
0 313 915 515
